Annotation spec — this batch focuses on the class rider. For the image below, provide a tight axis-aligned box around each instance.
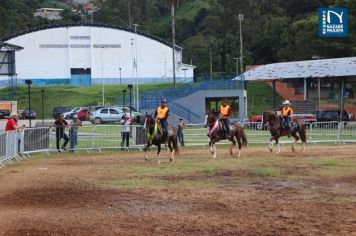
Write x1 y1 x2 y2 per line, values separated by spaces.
281 100 294 137
219 98 231 138
154 98 170 141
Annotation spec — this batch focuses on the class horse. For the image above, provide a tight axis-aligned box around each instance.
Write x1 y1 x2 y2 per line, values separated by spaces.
204 112 247 158
262 111 306 153
142 114 180 162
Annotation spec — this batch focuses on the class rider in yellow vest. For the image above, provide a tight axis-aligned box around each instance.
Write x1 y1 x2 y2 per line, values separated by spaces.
282 100 294 137
219 98 231 138
154 99 170 141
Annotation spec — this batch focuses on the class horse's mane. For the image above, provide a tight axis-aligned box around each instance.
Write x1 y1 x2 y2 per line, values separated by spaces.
263 111 279 123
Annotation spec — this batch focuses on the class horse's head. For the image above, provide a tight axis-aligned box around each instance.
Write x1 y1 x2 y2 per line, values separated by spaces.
143 113 155 131
204 112 217 128
263 111 279 127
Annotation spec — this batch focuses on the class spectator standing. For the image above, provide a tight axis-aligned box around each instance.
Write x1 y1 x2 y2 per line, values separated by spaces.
121 114 133 150
177 118 185 146
5 112 22 131
69 114 82 152
54 114 69 153
5 112 24 152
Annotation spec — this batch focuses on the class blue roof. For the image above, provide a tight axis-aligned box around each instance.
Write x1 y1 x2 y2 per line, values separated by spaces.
233 57 356 81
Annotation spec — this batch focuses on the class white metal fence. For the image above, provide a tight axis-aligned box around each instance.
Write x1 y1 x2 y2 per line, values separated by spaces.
0 121 356 168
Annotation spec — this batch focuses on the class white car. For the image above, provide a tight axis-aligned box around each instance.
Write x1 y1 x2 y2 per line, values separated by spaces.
63 107 82 119
90 107 125 124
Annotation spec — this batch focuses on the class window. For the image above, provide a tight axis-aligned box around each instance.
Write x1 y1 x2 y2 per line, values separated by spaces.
110 109 118 114
100 109 108 114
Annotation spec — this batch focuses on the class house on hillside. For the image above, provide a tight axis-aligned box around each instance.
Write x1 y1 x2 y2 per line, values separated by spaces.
34 8 63 20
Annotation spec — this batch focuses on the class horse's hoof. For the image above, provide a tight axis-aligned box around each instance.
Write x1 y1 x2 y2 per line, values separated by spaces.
145 155 148 161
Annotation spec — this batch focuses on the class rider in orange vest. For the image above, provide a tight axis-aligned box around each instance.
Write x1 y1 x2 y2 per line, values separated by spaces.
154 99 170 141
219 98 231 138
282 100 294 137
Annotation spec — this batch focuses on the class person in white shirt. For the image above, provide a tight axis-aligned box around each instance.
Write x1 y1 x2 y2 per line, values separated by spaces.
121 114 133 150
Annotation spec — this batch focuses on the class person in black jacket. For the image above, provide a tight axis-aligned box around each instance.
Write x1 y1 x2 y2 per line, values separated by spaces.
54 114 69 153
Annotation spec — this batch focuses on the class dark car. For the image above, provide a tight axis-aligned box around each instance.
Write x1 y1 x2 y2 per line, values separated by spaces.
0 109 10 119
52 106 73 118
20 110 36 119
316 109 350 122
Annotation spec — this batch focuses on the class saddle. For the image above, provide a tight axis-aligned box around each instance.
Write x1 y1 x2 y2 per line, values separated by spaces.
218 121 234 139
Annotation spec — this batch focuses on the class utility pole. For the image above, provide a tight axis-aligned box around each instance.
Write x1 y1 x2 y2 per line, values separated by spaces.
210 50 212 80
171 3 176 88
239 14 244 75
133 23 139 110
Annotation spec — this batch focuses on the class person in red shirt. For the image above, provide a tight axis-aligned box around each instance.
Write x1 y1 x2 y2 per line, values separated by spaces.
5 112 21 131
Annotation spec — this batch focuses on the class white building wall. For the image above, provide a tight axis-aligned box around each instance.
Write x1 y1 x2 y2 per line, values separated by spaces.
5 26 194 86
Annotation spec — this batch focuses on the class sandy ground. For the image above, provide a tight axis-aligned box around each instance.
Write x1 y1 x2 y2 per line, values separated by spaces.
0 145 355 235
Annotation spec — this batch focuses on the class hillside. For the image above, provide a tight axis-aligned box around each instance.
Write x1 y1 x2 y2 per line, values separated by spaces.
0 0 355 76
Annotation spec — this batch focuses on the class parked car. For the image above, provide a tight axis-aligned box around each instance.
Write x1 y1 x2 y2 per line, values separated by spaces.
90 107 125 124
63 107 83 119
316 109 350 122
52 106 73 118
113 106 141 122
20 110 36 119
76 107 90 121
0 109 10 119
292 113 317 127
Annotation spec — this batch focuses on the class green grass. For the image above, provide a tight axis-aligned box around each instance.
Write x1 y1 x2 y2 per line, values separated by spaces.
0 80 280 119
252 167 281 177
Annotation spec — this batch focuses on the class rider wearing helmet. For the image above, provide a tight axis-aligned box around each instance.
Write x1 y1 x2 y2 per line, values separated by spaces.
219 98 231 138
154 99 170 141
282 100 294 137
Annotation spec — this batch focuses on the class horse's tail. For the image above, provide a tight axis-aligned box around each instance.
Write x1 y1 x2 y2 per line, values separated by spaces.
240 126 248 147
297 122 307 143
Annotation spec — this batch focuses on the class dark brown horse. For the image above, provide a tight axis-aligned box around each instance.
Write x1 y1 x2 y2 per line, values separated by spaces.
263 111 306 153
142 114 180 162
204 112 247 158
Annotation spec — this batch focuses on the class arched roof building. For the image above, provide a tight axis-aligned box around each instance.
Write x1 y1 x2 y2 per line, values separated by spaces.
2 23 195 86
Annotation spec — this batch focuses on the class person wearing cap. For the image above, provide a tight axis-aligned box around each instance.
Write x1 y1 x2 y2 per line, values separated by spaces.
219 98 232 138
5 112 22 132
177 118 186 146
154 99 170 141
69 114 82 152
282 100 294 137
120 113 133 150
54 113 69 153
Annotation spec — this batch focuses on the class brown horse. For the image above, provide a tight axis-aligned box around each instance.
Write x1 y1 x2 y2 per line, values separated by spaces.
263 111 306 153
204 112 247 158
142 114 180 162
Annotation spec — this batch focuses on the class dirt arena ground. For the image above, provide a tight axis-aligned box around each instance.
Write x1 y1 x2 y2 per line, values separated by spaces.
0 145 356 236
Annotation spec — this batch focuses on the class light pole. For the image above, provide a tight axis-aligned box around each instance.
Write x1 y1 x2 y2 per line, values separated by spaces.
25 80 32 128
130 38 136 109
133 24 140 111
119 67 122 85
122 89 127 107
239 14 244 75
182 68 187 81
128 84 133 118
209 50 212 80
41 89 45 124
101 46 105 106
233 57 239 76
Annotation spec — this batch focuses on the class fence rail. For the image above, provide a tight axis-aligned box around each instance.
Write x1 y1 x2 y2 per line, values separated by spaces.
1 121 356 168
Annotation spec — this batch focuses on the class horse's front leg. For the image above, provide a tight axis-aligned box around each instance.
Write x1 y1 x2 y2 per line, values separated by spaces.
234 135 242 157
228 136 236 156
144 142 149 161
168 138 174 162
157 143 161 157
210 139 217 159
275 136 281 154
269 137 274 152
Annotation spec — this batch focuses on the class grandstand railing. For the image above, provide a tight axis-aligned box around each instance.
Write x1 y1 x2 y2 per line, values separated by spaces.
1 121 355 169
